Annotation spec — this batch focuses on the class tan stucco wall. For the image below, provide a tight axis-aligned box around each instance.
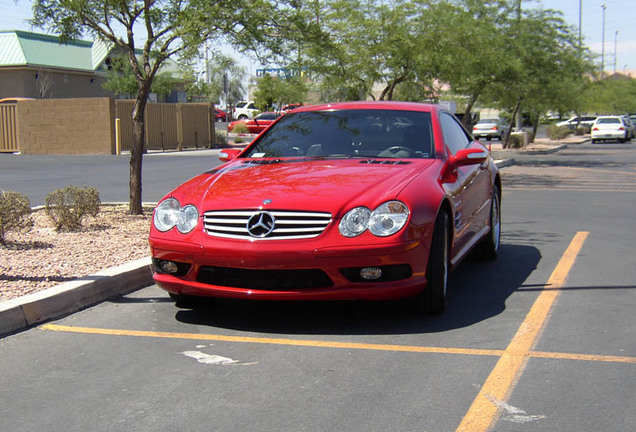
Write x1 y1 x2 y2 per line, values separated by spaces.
17 98 115 155
0 68 111 100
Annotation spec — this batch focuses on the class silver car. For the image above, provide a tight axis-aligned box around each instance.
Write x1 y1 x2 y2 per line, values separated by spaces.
472 118 510 141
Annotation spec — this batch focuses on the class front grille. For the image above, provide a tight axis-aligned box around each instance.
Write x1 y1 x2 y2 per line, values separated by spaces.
203 210 332 240
197 266 333 290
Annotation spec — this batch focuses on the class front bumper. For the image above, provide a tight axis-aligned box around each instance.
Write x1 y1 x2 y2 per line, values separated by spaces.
149 235 429 301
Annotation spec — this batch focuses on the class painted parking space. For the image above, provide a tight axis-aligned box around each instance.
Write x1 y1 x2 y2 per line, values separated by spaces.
34 231 635 431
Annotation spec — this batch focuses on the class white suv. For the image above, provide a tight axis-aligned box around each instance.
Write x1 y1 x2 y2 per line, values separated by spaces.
232 101 259 120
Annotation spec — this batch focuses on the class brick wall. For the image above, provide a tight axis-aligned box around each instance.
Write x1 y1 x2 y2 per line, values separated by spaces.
17 98 115 155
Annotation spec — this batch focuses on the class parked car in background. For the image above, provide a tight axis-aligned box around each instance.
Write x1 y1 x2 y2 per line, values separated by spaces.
472 118 510 141
228 112 282 134
556 115 597 130
214 109 227 122
591 116 628 143
149 101 501 315
232 101 259 120
621 116 635 140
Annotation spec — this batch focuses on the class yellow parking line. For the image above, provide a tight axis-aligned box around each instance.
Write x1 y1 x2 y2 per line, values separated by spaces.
40 324 636 365
456 231 589 432
39 324 505 357
529 351 636 364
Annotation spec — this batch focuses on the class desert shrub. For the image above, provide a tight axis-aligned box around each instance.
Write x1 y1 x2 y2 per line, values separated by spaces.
231 123 249 134
574 125 590 136
546 125 571 140
507 133 525 149
45 186 101 231
215 130 228 147
0 190 32 243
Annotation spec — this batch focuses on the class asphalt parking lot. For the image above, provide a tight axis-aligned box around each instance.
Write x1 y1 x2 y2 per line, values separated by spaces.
1 141 635 431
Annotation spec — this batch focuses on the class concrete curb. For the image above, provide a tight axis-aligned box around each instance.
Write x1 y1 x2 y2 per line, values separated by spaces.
517 144 568 155
0 257 153 337
494 158 515 169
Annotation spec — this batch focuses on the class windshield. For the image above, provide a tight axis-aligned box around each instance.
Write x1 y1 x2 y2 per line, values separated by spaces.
243 109 434 159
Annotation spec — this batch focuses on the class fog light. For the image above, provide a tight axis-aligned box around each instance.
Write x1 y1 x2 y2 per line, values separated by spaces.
360 267 382 280
159 260 180 274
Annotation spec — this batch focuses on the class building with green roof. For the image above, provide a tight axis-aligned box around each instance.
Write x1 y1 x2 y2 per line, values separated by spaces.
0 30 183 102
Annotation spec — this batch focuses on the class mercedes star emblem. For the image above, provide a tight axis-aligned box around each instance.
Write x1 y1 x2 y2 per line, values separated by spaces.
246 211 276 238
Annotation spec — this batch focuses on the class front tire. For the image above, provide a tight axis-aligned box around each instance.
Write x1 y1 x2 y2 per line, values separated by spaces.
415 212 450 315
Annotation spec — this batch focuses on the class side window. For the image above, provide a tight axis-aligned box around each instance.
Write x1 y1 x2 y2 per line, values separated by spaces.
440 112 471 155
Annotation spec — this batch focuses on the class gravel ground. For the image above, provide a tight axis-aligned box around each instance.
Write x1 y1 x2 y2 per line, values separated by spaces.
0 205 153 302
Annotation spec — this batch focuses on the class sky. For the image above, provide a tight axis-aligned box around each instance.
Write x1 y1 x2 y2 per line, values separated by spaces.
1 0 634 74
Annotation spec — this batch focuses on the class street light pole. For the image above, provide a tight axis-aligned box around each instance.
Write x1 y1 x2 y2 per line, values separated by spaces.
614 30 618 76
601 3 606 79
578 0 582 51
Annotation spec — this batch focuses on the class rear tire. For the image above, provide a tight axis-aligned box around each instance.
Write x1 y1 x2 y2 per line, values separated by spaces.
477 185 501 260
415 212 449 315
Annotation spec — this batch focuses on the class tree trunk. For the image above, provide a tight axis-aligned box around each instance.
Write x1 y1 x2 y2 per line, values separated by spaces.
462 94 479 129
462 83 486 129
503 99 522 149
531 116 539 144
129 96 148 215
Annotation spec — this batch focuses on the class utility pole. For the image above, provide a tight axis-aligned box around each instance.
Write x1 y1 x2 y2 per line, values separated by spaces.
601 3 606 79
578 0 582 52
613 30 618 76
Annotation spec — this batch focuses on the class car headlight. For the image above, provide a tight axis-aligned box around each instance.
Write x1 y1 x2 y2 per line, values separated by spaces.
339 201 409 237
339 207 371 237
368 201 409 236
153 198 199 233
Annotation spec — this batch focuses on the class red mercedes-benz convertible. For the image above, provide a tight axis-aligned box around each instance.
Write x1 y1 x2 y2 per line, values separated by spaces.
149 101 501 314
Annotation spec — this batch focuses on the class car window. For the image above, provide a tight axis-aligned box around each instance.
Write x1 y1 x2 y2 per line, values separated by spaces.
247 103 256 110
440 112 471 155
597 118 621 124
256 113 279 120
244 109 434 159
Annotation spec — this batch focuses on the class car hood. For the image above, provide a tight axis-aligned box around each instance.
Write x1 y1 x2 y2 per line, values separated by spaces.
171 158 435 213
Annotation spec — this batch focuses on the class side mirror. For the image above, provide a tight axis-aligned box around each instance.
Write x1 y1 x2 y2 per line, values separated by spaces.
449 148 488 167
218 148 242 162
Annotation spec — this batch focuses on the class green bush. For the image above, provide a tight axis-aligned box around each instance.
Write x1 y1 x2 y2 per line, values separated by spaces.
546 125 571 140
45 186 101 231
0 190 32 243
231 123 249 134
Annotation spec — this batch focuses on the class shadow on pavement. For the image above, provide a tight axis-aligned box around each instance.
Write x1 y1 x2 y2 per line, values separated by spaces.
173 242 541 336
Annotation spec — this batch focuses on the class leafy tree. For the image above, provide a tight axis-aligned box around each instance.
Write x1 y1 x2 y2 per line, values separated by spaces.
30 0 295 214
207 55 248 106
433 0 512 128
254 73 307 110
582 78 636 115
102 55 177 100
